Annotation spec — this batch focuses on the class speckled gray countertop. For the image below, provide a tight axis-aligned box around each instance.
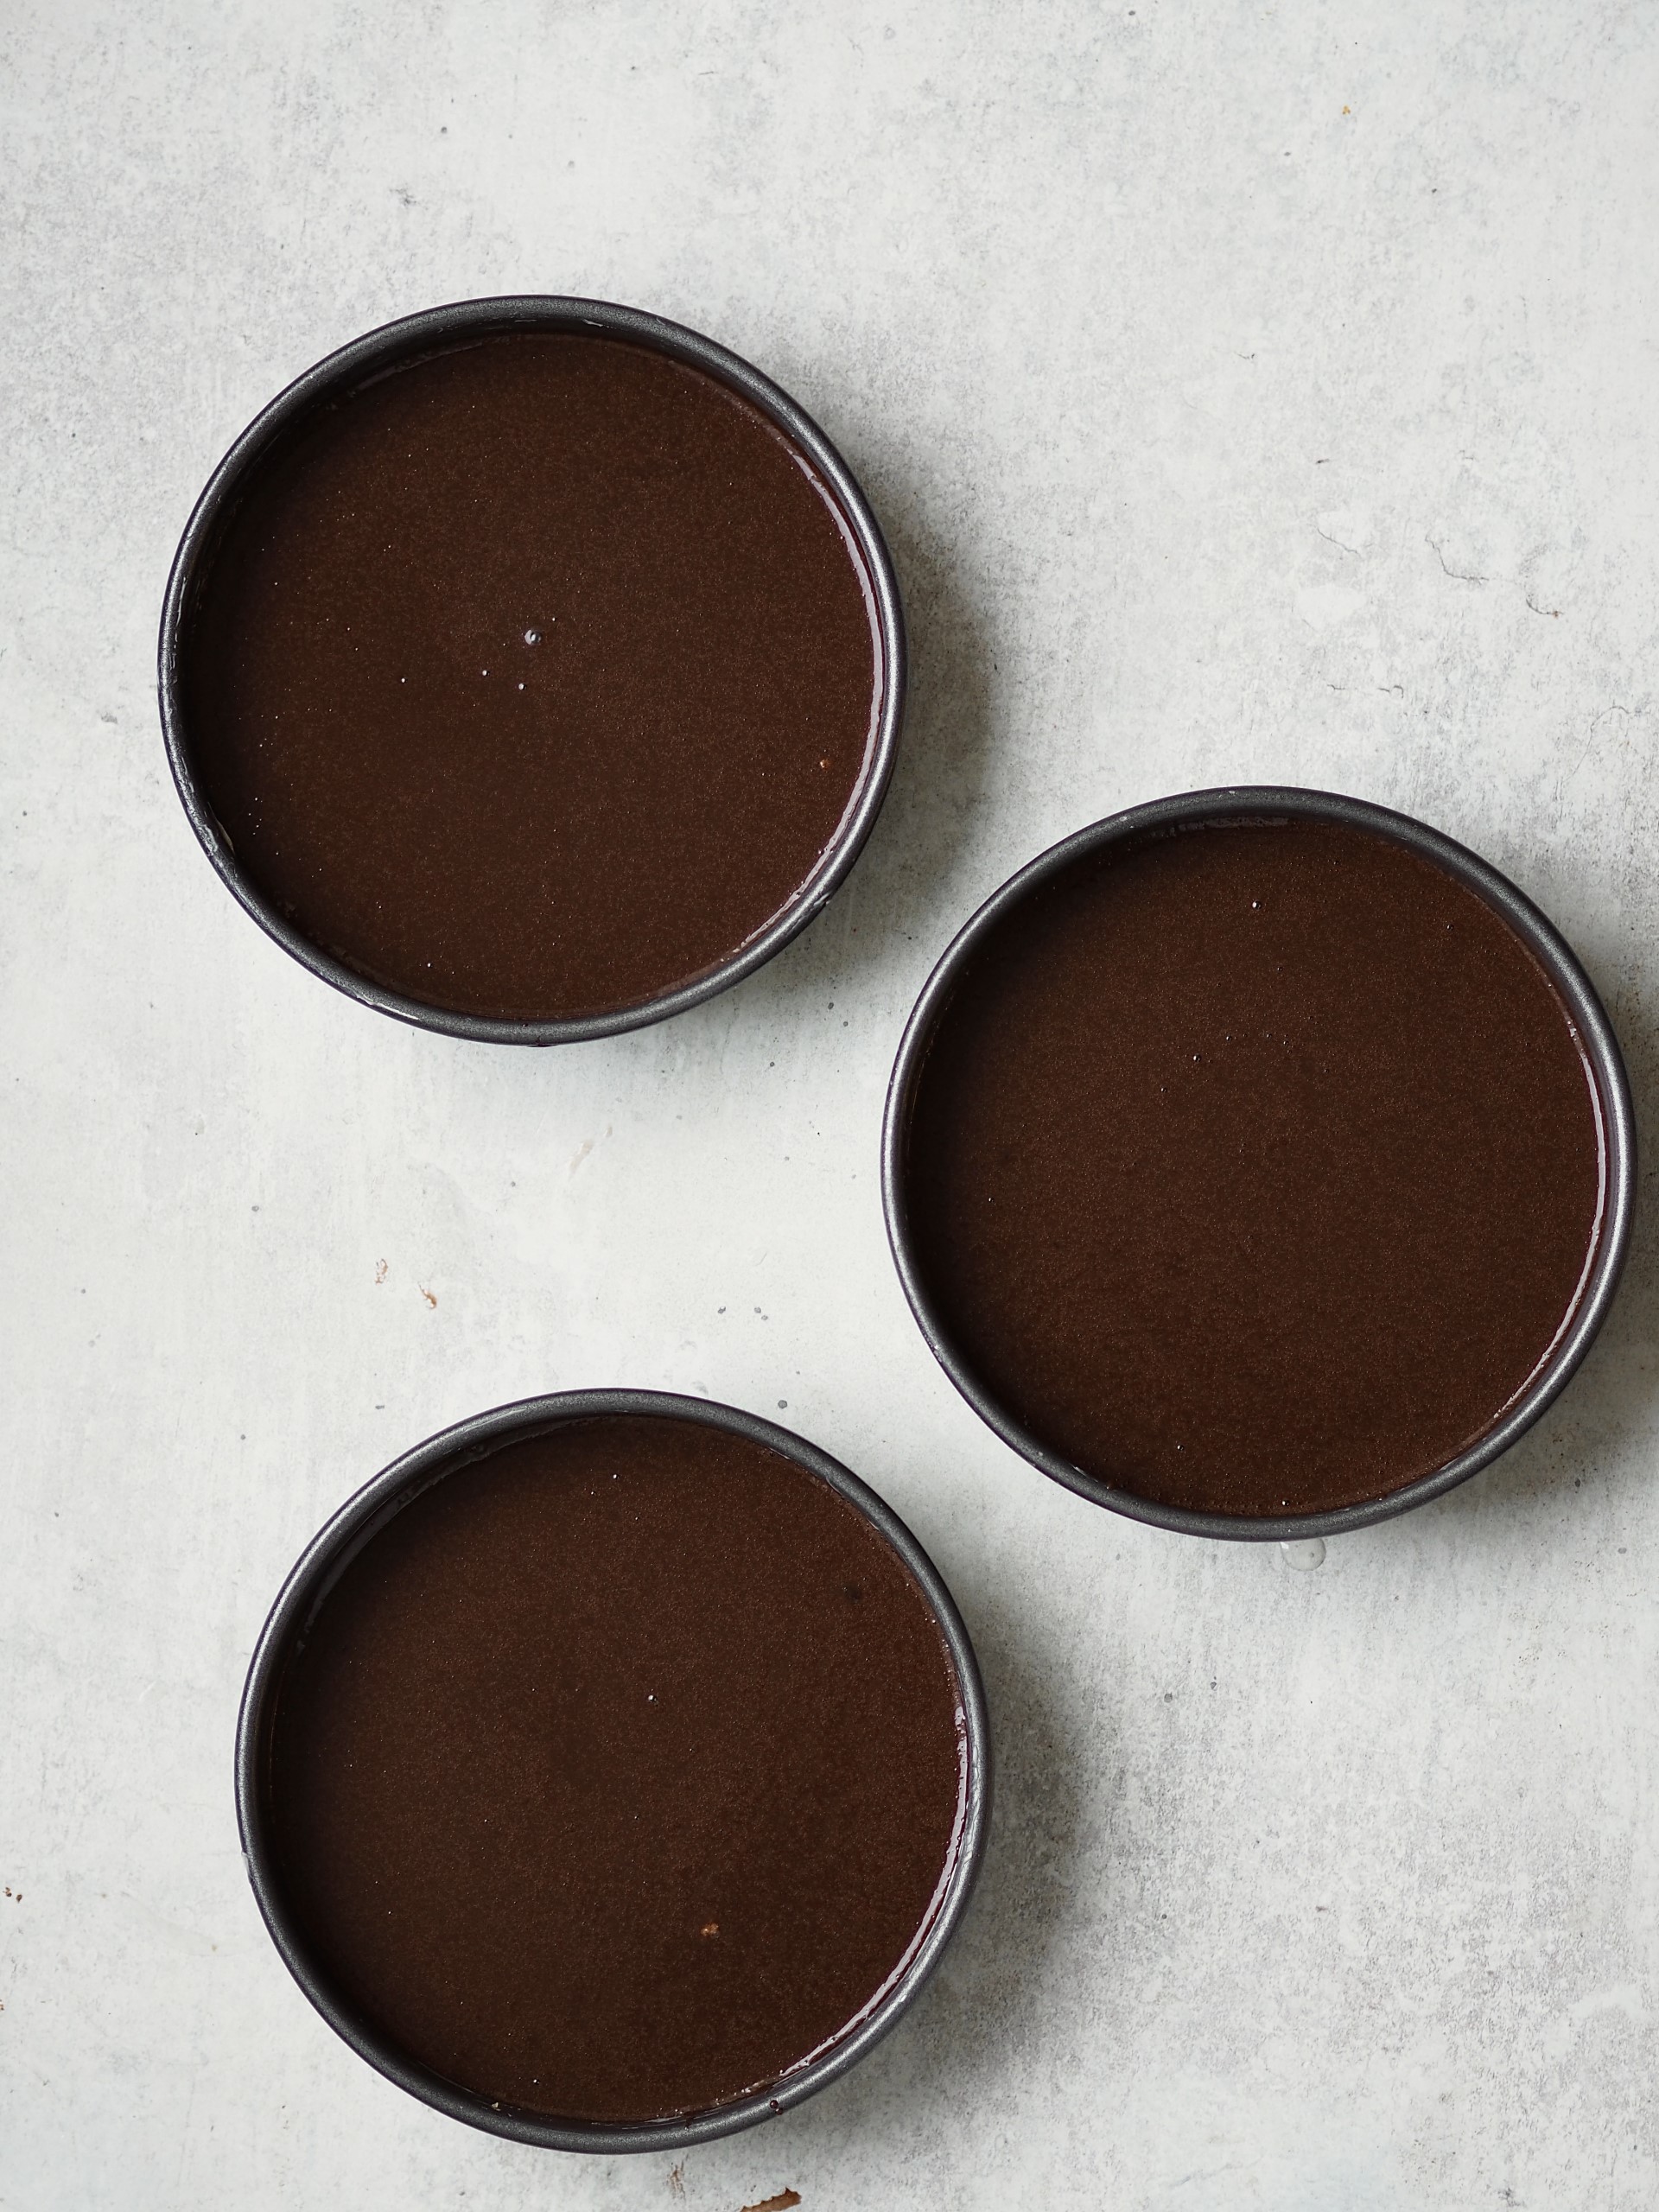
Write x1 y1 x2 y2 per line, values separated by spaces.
4 4 1657 2206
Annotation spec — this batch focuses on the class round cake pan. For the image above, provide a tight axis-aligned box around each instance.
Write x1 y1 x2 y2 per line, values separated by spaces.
160 297 906 1044
881 785 1635 1542
235 1389 989 2152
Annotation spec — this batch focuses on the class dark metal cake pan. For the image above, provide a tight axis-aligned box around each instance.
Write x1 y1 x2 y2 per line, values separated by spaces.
235 1389 990 2152
881 785 1635 1542
160 296 906 1044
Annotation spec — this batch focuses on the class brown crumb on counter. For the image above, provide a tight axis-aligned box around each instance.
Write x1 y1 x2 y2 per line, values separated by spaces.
668 2160 685 2198
419 1285 437 1309
741 2194 802 2211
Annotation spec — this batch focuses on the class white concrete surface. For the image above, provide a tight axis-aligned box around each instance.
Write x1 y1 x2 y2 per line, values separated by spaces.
4 3 1658 2205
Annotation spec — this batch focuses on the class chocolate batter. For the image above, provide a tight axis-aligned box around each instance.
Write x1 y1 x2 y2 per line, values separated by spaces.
899 817 1606 1518
266 1416 967 2122
182 333 881 1020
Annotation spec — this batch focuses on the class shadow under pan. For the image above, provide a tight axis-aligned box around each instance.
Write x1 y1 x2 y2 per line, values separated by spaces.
884 789 1634 1537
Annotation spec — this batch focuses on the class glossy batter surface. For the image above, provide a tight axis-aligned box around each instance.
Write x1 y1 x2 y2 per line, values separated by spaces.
267 1416 966 2121
184 332 881 1019
900 818 1605 1517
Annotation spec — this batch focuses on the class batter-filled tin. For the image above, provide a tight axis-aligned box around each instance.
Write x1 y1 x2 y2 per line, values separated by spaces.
883 787 1633 1539
161 298 903 1041
236 1392 988 2150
